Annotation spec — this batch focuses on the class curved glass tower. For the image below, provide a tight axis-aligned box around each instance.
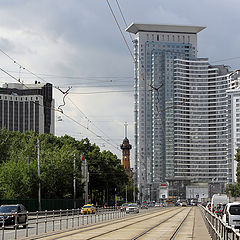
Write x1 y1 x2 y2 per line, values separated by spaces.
174 59 229 182
126 23 240 201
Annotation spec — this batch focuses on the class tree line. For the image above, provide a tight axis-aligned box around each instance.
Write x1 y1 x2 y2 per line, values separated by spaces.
0 129 135 205
226 148 240 197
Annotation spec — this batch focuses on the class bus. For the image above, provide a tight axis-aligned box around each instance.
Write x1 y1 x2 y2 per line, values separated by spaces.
166 197 177 206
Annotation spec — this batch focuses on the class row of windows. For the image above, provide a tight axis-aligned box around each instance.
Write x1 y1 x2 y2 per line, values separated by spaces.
145 33 192 43
0 100 40 133
0 95 39 101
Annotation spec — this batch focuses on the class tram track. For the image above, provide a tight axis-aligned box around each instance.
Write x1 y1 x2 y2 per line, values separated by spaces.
168 206 193 240
131 207 193 240
86 208 187 240
40 207 180 240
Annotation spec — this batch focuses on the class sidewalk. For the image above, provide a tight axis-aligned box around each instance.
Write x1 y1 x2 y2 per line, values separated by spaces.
176 207 211 240
192 207 211 240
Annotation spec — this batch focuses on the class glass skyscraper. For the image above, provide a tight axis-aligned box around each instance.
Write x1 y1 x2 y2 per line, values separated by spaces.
126 23 240 201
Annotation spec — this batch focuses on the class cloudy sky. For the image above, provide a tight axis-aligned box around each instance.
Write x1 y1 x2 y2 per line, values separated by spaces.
0 0 240 162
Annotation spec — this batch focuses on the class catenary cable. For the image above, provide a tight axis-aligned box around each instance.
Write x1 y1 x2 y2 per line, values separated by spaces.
0 66 120 151
106 0 134 61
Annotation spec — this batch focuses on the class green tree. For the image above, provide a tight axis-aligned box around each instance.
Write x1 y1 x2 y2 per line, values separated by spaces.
0 129 130 204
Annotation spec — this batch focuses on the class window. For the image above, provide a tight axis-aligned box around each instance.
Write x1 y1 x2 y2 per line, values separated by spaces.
229 205 240 215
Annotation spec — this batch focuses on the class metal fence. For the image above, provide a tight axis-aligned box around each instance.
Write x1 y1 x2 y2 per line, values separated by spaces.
0 199 85 212
0 207 125 240
199 204 240 240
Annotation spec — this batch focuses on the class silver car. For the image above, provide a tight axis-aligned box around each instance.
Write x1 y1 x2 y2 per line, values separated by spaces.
222 203 240 228
126 203 139 214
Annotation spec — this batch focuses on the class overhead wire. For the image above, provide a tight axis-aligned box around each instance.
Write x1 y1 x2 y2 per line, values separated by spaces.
69 90 134 95
0 68 133 81
115 0 133 42
0 67 21 83
211 56 240 64
67 96 119 147
0 47 73 115
0 12 136 153
0 66 63 113
0 64 120 151
106 0 134 61
62 112 120 151
105 0 164 117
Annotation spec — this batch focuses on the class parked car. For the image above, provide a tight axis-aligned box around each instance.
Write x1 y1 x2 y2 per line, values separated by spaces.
154 202 161 207
214 203 226 218
181 202 187 207
120 203 129 212
80 204 96 214
222 203 240 228
0 204 27 228
126 203 139 214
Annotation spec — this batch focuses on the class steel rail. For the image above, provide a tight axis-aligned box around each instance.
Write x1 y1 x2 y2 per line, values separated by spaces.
131 207 192 240
48 207 180 240
169 207 193 240
85 208 186 240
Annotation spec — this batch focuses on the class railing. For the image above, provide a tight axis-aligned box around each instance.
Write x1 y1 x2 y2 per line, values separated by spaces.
199 204 240 240
0 207 126 240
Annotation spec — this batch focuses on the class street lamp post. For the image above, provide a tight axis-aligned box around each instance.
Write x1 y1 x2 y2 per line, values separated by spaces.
81 155 89 204
73 153 76 209
37 138 41 211
125 185 128 203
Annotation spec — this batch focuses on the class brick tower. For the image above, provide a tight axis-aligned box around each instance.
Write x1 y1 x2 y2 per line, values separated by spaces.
120 123 132 173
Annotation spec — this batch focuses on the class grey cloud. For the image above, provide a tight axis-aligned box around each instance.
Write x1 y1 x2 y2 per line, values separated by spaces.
0 37 14 52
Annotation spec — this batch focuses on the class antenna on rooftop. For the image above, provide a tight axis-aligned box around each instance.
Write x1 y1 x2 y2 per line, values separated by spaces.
124 122 128 138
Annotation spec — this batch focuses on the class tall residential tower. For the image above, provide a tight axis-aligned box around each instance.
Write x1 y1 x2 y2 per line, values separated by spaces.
126 23 240 201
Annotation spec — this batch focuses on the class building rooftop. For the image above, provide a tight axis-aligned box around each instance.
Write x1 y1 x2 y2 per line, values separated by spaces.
126 23 206 34
2 82 46 90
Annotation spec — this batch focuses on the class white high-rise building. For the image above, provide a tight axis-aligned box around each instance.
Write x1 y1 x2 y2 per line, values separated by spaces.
126 23 240 201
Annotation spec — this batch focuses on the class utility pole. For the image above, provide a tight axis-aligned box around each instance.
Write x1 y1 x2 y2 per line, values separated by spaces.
73 153 76 209
37 138 41 211
133 184 136 203
125 185 128 203
81 154 88 204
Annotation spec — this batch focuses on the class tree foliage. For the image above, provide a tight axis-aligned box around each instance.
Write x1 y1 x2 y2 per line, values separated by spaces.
0 129 130 204
229 148 240 197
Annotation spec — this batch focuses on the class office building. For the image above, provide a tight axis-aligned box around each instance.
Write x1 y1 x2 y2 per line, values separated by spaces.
0 82 54 134
126 23 240 201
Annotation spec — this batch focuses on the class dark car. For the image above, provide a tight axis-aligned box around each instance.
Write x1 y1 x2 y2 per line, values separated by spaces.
0 204 27 228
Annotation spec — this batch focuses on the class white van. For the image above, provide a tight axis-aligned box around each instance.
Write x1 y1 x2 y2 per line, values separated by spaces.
222 203 240 228
211 194 229 212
